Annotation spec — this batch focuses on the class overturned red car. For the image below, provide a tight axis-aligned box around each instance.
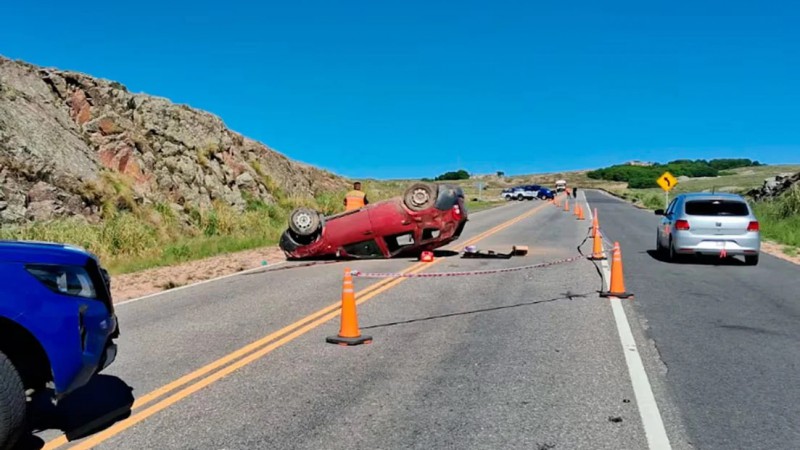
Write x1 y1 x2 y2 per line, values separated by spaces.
279 183 468 259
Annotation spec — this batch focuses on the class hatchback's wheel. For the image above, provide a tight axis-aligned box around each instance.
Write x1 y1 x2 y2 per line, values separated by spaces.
289 207 321 236
668 238 678 262
403 183 437 211
745 254 759 266
0 351 26 450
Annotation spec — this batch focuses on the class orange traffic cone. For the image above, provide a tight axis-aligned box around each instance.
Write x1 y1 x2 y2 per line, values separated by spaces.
577 204 585 220
573 202 580 217
563 198 570 212
589 209 606 260
326 268 372 346
601 242 633 298
420 251 434 262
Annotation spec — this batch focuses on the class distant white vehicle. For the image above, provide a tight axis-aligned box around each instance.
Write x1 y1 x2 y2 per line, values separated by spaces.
502 187 536 201
555 180 567 192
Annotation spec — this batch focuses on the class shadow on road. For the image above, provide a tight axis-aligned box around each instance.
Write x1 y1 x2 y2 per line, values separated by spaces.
20 375 134 449
362 292 590 330
644 249 746 266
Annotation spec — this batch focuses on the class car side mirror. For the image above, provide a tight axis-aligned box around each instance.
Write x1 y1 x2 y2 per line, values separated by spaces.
654 209 665 216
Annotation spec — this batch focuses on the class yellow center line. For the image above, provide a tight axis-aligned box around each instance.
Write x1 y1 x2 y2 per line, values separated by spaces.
46 202 547 450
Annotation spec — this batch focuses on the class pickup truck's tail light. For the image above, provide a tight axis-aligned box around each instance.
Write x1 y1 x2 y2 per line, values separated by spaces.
675 220 691 231
25 264 98 299
747 221 759 232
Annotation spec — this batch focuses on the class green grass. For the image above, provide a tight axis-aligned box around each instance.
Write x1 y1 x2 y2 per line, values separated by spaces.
783 246 798 257
612 165 800 198
751 185 800 247
0 176 505 274
465 199 504 212
4 164 794 274
601 166 800 249
0 199 292 274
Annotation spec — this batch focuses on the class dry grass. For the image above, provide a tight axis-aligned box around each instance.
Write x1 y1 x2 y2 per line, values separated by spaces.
595 165 800 250
6 163 792 274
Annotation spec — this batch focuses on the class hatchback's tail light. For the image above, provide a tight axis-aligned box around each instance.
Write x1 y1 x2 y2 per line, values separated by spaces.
747 221 759 232
452 204 463 220
675 220 691 231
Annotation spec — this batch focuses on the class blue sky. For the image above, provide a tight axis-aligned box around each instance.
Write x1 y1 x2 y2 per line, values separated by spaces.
2 1 798 179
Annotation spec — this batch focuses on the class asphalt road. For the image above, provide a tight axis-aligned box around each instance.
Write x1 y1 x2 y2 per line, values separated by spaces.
25 191 797 449
585 190 800 450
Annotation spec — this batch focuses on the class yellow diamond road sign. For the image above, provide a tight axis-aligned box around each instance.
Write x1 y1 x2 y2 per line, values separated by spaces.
657 171 678 192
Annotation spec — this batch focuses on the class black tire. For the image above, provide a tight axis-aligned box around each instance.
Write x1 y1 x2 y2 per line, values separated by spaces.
668 238 678 262
745 254 759 266
516 194 524 201
0 351 26 450
656 235 664 256
668 238 686 263
288 207 321 237
403 183 437 211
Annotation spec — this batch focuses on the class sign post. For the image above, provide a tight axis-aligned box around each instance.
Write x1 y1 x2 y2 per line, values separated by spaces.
656 171 678 209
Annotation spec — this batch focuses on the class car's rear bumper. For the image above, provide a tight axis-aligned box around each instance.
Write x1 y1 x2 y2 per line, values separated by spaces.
673 232 760 255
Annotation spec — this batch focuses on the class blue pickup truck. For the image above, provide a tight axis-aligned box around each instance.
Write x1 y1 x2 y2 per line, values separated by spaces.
0 241 118 449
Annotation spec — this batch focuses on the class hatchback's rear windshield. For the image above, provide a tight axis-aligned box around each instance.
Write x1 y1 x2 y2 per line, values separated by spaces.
685 200 749 216
435 186 464 210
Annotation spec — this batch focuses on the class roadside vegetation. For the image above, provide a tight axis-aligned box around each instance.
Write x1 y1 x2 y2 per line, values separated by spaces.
587 158 763 188
0 176 503 274
4 159 791 274
597 164 800 253
751 185 800 248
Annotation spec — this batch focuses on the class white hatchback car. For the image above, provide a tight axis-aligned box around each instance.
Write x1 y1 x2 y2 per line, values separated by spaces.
655 193 761 265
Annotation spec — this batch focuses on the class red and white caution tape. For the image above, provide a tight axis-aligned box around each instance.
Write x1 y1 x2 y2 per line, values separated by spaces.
350 255 586 279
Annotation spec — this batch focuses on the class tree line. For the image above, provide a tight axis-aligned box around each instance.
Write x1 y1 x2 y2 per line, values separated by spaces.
587 159 763 188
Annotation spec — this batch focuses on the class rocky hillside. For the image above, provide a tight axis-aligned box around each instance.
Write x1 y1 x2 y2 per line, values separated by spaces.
0 56 346 224
747 172 800 201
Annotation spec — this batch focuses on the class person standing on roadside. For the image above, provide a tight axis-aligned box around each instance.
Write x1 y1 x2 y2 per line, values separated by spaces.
572 186 579 198
344 181 369 211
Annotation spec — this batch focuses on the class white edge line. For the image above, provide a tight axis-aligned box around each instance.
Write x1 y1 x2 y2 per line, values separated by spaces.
115 261 287 306
114 197 522 307
609 298 672 450
587 191 672 450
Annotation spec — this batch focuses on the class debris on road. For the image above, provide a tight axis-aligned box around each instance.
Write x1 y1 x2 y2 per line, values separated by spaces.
461 245 529 259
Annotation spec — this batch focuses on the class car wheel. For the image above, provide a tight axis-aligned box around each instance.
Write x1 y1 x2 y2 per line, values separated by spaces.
0 351 26 450
289 207 322 236
655 235 663 256
745 254 759 266
516 195 524 201
403 183 438 211
668 237 678 262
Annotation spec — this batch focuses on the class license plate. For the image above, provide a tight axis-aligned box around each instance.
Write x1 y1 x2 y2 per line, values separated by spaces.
712 241 726 248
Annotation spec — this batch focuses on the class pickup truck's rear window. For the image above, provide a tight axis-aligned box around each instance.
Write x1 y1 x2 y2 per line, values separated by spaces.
685 200 749 216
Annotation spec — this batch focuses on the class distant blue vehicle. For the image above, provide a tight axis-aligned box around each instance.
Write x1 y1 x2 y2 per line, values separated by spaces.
0 241 118 448
537 187 555 200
